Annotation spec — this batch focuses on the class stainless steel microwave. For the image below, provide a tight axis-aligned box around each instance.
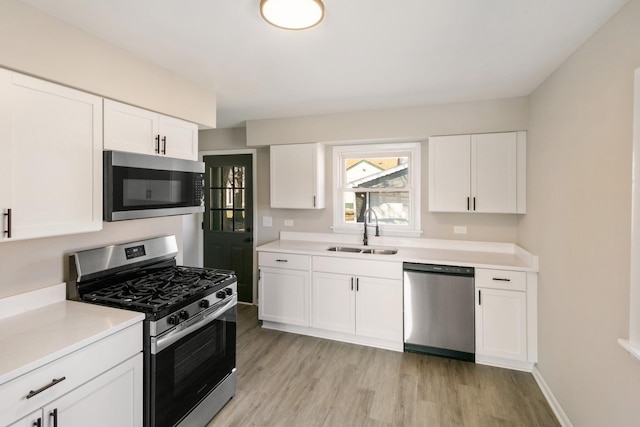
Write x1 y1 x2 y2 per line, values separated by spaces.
104 150 205 221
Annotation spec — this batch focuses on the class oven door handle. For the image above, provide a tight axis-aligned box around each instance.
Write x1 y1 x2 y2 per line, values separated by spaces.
151 295 237 354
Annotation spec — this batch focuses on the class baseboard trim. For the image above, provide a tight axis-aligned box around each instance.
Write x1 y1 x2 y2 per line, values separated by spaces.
532 367 573 427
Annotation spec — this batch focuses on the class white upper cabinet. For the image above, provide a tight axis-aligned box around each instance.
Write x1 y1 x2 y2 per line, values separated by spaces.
0 69 102 242
104 99 198 161
429 131 526 214
270 143 325 209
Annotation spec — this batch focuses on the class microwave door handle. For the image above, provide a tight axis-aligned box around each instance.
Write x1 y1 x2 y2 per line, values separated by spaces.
151 295 236 354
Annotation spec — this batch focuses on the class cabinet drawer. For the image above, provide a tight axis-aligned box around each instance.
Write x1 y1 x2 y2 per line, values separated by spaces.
313 256 402 280
259 252 310 270
0 323 142 427
476 268 526 291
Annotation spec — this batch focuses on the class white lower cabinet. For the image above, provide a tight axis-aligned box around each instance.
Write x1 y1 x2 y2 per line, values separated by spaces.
42 354 142 427
258 252 310 327
258 251 403 351
311 272 355 334
475 268 536 371
311 272 402 343
311 257 403 349
1 324 143 427
9 355 142 427
8 410 43 427
476 288 527 361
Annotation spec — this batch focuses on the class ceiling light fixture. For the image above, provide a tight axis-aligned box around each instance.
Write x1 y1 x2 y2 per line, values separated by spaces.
260 0 325 30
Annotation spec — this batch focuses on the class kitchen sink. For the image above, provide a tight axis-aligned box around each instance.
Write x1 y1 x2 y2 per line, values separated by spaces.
326 246 397 255
327 246 362 253
361 248 398 255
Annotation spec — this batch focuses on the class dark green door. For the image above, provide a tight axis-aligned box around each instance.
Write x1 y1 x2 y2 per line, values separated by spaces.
203 154 253 303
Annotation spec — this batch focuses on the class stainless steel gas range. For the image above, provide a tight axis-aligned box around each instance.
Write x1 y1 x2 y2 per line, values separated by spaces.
67 235 237 427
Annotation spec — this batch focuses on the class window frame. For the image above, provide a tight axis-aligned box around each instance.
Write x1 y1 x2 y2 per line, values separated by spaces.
332 142 422 237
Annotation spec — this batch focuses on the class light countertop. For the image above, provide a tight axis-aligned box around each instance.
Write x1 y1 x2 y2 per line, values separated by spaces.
257 233 538 272
0 297 143 386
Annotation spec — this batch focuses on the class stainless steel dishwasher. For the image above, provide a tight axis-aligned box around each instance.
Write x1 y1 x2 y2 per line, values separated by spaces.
403 263 475 361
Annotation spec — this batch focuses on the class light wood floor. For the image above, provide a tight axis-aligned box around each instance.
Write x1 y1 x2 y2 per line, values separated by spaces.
208 304 559 427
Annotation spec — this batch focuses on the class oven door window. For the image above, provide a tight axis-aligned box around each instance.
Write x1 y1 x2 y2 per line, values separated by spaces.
151 306 236 427
113 166 198 211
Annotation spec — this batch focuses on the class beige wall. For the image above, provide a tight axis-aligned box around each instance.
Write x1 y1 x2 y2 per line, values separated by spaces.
206 97 528 245
0 1 218 298
0 217 184 298
246 97 528 146
0 0 216 127
519 0 640 425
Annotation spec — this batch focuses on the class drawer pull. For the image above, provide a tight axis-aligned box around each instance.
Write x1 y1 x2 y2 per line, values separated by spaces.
26 377 66 399
275 259 288 263
492 277 511 282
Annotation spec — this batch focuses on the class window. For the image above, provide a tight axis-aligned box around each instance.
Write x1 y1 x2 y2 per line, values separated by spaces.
333 143 421 237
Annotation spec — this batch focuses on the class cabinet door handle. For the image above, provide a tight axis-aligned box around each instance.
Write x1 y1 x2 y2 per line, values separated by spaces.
275 259 288 263
33 417 42 427
3 208 11 238
467 197 470 211
350 277 354 291
356 277 359 292
155 134 160 153
26 377 66 399
473 197 476 211
478 289 482 305
162 136 167 154
313 196 316 207
50 409 58 427
492 277 511 282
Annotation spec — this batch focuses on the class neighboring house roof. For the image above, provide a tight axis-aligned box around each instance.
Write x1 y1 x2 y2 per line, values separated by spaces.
347 163 408 188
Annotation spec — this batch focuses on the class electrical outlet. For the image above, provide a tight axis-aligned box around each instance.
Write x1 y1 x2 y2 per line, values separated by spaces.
454 226 467 234
284 219 294 227
263 216 273 227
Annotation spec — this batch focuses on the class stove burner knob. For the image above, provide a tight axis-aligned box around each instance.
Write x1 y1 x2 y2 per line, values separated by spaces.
167 315 179 325
216 290 226 299
179 310 189 321
200 299 210 309
225 287 233 296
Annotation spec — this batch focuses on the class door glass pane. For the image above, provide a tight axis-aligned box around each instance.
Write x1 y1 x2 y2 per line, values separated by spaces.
210 210 222 231
210 189 223 209
234 211 246 232
233 189 245 209
222 210 233 231
209 167 223 188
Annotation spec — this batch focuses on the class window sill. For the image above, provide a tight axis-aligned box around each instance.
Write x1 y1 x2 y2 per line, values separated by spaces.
618 339 640 362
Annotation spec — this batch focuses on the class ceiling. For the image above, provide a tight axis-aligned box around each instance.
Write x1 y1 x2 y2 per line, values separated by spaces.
19 0 629 128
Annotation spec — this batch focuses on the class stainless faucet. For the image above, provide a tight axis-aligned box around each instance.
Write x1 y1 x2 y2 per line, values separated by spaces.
362 207 380 246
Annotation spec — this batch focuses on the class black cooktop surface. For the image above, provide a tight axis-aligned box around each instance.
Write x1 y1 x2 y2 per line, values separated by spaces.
81 266 234 313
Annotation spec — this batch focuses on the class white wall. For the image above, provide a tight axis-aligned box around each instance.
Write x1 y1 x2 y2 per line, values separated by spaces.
0 1 217 298
0 0 217 127
519 0 640 425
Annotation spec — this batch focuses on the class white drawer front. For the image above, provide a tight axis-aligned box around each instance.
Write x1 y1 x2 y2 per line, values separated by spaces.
476 268 526 291
0 323 142 427
259 252 310 270
313 256 402 280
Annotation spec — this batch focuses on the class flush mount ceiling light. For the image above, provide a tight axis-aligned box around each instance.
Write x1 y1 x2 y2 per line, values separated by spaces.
260 0 325 30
